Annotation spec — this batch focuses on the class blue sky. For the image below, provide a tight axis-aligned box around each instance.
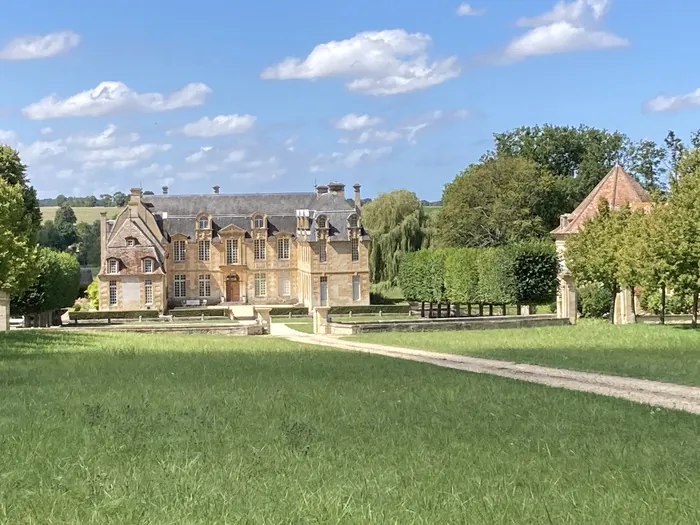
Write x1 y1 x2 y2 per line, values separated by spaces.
1 0 699 200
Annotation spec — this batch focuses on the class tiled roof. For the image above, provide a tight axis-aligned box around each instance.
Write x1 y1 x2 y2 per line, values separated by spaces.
552 164 652 235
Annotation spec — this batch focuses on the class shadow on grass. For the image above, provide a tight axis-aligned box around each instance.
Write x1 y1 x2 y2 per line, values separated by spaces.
0 330 108 359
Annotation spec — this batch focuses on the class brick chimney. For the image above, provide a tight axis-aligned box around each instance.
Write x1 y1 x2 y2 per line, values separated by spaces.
213 185 220 194
315 184 329 197
128 188 142 218
162 185 169 195
327 181 345 199
353 183 361 209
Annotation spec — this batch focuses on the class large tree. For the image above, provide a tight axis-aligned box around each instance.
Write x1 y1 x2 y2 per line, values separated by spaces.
75 220 101 266
437 156 554 248
54 204 79 251
0 145 41 242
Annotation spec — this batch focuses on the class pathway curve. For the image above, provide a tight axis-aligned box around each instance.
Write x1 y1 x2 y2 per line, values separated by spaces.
273 327 700 415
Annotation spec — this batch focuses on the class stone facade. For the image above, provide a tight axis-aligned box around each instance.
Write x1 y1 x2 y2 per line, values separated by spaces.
98 182 371 311
0 291 9 332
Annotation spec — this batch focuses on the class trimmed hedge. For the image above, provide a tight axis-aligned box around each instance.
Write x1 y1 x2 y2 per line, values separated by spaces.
329 305 410 315
69 310 159 320
171 308 228 317
270 307 309 316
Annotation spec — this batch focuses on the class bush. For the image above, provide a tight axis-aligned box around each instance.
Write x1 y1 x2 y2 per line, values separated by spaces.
577 284 613 318
444 248 480 304
507 239 558 305
171 308 228 317
270 307 309 316
70 310 159 320
476 248 515 305
640 289 694 315
86 278 99 310
329 305 410 315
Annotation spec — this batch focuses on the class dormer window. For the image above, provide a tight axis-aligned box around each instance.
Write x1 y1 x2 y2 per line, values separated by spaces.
348 214 359 228
253 215 265 229
143 258 154 273
316 215 327 229
107 258 119 275
126 237 138 247
198 216 209 230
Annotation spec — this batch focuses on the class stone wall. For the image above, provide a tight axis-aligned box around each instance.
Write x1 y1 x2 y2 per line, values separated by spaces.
0 291 9 332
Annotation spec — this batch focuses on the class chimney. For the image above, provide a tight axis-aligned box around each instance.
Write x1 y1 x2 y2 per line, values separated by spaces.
559 213 571 230
327 181 345 199
315 184 329 197
213 185 220 194
353 183 361 209
129 187 142 218
162 185 169 195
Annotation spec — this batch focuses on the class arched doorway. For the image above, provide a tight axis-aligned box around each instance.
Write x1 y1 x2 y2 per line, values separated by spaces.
225 274 240 302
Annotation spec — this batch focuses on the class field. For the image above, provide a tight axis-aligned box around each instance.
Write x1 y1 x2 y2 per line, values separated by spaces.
352 321 700 386
40 206 123 224
2 330 700 524
423 205 442 216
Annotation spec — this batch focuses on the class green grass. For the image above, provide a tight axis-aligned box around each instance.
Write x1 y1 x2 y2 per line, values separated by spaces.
352 321 700 386
423 205 442 216
2 330 700 524
41 206 123 224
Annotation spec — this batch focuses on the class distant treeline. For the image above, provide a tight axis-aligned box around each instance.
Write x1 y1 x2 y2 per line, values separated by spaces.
38 190 155 207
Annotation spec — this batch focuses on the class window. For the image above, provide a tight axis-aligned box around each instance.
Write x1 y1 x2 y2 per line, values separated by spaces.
319 242 327 263
316 215 327 229
108 259 119 274
320 276 328 306
199 240 210 261
198 274 211 297
144 279 153 305
198 216 209 230
254 239 266 260
351 238 359 262
277 238 290 260
352 275 360 301
279 271 291 297
173 240 186 263
109 280 117 305
254 273 266 297
174 274 186 298
143 258 154 273
254 215 265 229
126 237 137 247
348 214 358 228
226 238 239 265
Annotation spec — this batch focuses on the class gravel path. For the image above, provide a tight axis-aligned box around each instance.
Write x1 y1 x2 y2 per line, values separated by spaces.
274 326 700 415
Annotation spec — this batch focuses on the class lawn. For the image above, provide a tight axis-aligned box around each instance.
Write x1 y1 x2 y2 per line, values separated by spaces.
352 321 700 386
1 330 700 523
40 206 123 224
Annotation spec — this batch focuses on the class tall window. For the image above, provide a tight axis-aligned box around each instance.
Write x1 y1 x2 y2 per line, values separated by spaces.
198 274 211 297
254 239 266 260
143 258 154 273
144 279 153 305
254 273 266 297
279 271 291 297
352 275 360 301
173 240 185 263
316 215 327 229
348 214 358 228
174 274 186 298
320 276 328 306
109 280 117 305
254 215 264 229
108 259 118 274
198 216 209 230
199 240 210 261
351 238 359 262
277 238 290 260
319 242 327 263
226 238 239 265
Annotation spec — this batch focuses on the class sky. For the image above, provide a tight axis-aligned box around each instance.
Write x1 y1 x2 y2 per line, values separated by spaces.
1 0 700 201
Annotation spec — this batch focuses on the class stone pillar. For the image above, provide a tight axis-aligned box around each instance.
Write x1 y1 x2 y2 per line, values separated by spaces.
255 307 272 333
614 288 636 325
557 274 577 324
313 306 331 335
0 291 9 332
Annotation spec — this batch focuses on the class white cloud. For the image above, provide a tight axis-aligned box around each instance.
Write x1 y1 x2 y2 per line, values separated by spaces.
356 129 403 144
22 81 212 120
501 0 627 62
225 149 247 163
335 113 383 130
138 163 174 177
456 3 485 16
185 146 214 163
75 143 172 170
0 31 80 60
170 114 257 137
40 127 53 135
66 124 139 149
310 146 393 172
645 88 700 112
261 29 460 95
19 140 67 165
0 129 17 144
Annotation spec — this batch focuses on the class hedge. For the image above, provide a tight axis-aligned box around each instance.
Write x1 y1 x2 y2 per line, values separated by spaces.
270 307 309 316
329 305 410 315
398 250 446 303
171 308 228 317
69 310 159 320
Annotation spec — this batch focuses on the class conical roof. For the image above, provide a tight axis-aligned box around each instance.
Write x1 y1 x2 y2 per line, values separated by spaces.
552 164 652 235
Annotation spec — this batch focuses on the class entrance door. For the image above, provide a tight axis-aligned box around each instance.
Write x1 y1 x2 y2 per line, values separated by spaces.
320 276 328 306
226 275 240 302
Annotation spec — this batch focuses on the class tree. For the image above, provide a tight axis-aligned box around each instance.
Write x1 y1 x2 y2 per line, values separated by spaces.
627 139 667 194
100 194 114 206
75 220 101 266
0 145 41 243
437 156 553 248
113 191 128 206
38 220 63 250
54 204 78 251
55 194 67 206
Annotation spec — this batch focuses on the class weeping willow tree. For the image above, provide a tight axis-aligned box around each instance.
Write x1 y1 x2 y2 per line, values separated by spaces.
363 190 433 284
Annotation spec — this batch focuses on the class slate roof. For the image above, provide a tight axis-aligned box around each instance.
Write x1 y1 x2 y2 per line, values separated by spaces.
552 164 652 236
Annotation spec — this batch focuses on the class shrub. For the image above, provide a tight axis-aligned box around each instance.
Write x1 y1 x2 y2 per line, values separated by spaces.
69 310 159 320
329 305 410 315
577 283 613 318
86 278 99 310
507 239 558 305
444 248 480 304
171 308 228 317
640 289 694 315
476 248 515 305
269 307 309 316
